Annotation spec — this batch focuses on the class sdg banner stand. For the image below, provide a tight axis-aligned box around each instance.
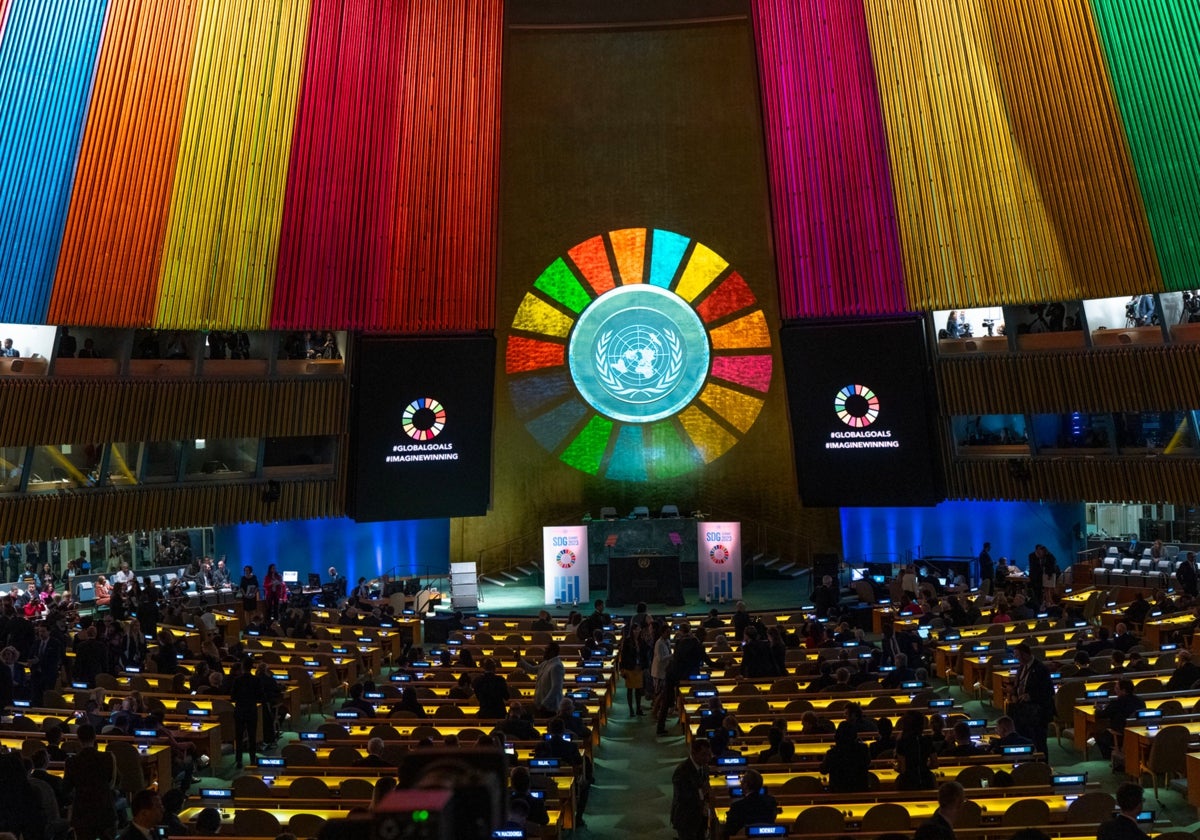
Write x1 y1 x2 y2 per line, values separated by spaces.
543 526 589 606
698 522 741 602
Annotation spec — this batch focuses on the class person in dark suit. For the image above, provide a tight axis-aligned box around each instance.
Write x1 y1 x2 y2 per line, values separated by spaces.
1009 642 1054 759
990 715 1033 752
739 627 778 678
821 721 872 792
1094 679 1146 762
29 622 63 706
535 716 588 827
64 724 117 840
353 737 393 768
1097 782 1149 840
508 766 550 827
1166 650 1200 692
1028 545 1047 605
30 748 68 813
977 543 994 588
119 788 164 840
671 737 713 840
914 781 965 840
1177 552 1199 597
229 659 265 768
724 768 778 838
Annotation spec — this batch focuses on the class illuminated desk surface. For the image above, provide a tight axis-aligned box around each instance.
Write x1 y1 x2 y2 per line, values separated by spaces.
1071 691 1199 752
0 736 172 784
1124 721 1200 778
714 792 1089 826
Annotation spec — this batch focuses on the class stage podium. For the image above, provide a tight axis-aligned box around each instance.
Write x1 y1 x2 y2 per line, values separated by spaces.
607 553 684 607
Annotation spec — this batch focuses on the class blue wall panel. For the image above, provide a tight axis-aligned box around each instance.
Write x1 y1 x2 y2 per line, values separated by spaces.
841 500 1086 574
215 517 450 590
0 0 107 322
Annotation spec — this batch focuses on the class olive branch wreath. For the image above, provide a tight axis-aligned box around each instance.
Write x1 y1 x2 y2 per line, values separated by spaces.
594 328 684 397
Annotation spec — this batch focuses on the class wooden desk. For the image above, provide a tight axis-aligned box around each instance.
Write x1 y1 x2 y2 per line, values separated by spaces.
1072 690 1197 753
1124 721 1200 778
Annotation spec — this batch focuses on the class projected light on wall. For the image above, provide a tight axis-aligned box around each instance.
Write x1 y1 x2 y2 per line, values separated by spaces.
506 228 772 480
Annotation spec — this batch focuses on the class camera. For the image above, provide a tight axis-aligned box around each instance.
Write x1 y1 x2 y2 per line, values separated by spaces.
981 319 995 336
318 748 507 840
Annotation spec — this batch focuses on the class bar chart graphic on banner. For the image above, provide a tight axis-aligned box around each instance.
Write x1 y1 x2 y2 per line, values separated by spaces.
698 522 742 601
543 525 590 606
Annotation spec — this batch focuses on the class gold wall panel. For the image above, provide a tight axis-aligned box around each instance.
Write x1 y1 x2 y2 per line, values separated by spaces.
0 378 347 447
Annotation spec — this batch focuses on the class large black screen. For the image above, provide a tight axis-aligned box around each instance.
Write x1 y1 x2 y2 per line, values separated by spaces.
348 335 496 521
780 319 943 507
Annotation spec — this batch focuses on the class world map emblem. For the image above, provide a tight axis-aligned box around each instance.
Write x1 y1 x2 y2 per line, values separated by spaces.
555 549 576 569
709 544 730 564
506 228 773 480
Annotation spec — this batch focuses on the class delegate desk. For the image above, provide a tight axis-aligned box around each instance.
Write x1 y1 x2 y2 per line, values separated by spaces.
1124 721 1200 778
712 790 1088 828
0 734 172 786
1071 686 1195 753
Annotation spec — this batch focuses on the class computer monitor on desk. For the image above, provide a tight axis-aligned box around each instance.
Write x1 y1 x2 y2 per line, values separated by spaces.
282 570 299 586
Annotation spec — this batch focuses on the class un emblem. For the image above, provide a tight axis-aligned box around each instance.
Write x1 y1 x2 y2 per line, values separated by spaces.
504 228 773 481
570 285 710 423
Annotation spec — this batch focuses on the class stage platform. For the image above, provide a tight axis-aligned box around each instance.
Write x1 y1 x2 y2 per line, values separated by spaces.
435 570 812 618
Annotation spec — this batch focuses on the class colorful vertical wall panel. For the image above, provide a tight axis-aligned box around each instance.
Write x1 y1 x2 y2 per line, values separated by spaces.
386 0 502 331
1091 0 1200 291
751 0 908 318
272 0 408 330
273 0 502 331
862 0 1160 310
155 0 310 329
0 0 108 324
51 0 202 326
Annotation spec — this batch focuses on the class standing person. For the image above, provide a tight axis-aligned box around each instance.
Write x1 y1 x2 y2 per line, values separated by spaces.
657 622 711 737
1041 552 1060 604
473 657 510 720
229 659 265 768
64 723 118 840
619 628 645 716
977 542 994 587
518 642 564 716
650 623 672 716
1009 642 1054 760
1028 545 1047 606
671 737 713 840
1177 551 1199 598
29 622 63 706
239 565 260 616
1097 782 1149 840
894 710 937 790
262 564 285 621
915 782 965 840
821 721 872 793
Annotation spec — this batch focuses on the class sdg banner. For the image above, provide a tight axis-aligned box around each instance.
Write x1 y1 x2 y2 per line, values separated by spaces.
543 525 589 606
698 521 741 602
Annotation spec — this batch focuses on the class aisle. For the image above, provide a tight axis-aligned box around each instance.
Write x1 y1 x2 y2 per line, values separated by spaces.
583 699 688 838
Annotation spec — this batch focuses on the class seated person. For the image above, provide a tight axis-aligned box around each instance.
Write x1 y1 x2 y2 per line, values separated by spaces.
759 724 796 764
880 653 916 689
1094 679 1146 762
724 769 779 839
799 710 835 736
354 737 393 767
990 715 1032 752
340 682 377 717
940 721 984 757
94 576 112 606
494 702 540 741
508 766 550 827
530 610 556 631
1165 650 1200 691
